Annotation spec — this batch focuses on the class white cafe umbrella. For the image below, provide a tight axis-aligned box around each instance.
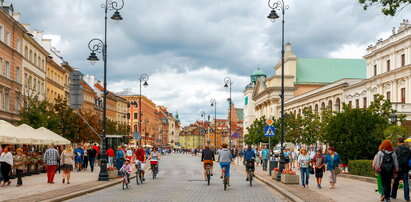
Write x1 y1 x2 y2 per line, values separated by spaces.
0 120 18 144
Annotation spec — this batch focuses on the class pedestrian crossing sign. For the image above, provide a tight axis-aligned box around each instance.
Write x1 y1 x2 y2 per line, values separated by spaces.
264 126 276 137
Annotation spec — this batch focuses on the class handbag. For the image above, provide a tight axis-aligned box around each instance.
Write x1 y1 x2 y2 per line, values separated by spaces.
309 165 314 174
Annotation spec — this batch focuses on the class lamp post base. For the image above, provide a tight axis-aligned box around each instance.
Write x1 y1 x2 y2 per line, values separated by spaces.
275 153 286 181
98 152 109 181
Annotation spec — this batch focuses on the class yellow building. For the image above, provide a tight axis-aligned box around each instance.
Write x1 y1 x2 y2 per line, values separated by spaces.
179 124 205 149
45 54 69 103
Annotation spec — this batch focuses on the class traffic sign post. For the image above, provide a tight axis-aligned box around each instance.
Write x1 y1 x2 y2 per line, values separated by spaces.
264 124 276 175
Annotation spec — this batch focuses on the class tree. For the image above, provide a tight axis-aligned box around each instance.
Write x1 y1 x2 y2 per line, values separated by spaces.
358 0 411 16
245 116 280 146
324 106 387 163
384 125 408 145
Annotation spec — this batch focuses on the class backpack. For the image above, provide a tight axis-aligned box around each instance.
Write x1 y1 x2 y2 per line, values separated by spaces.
395 145 410 171
381 151 394 173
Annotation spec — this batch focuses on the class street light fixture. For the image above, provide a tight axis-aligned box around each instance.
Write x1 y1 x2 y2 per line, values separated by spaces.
210 98 217 149
86 0 125 182
267 0 288 181
224 77 232 149
138 73 149 146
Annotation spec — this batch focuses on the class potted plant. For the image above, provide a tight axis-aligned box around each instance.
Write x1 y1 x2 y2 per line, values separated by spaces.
107 167 118 179
281 169 299 184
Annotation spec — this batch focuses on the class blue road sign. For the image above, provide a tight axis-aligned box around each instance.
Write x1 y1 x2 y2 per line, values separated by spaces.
264 126 276 137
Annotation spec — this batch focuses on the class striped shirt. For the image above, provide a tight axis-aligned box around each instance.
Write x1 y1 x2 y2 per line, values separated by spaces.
43 148 60 165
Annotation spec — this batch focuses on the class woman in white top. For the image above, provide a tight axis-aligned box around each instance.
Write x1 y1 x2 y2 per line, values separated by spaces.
297 148 311 188
0 145 13 186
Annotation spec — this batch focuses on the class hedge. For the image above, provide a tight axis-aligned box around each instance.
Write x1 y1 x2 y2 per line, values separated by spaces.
348 160 374 177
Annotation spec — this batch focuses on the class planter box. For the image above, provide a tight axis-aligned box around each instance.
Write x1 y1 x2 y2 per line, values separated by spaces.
281 174 299 184
108 170 118 179
272 171 280 180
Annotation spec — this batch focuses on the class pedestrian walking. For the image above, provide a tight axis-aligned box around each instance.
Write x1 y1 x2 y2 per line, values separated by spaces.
261 145 269 171
107 147 115 168
43 144 60 184
83 145 89 170
391 138 409 201
60 145 74 184
373 140 399 202
325 147 341 189
312 149 325 189
297 148 311 188
115 146 125 175
74 145 84 171
0 145 13 186
14 148 26 186
87 146 97 172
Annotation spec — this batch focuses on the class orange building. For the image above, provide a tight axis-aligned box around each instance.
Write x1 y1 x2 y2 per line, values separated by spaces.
123 95 160 146
0 5 24 122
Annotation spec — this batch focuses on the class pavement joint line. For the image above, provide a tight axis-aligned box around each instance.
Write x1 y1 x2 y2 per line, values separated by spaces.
41 163 151 202
232 162 304 202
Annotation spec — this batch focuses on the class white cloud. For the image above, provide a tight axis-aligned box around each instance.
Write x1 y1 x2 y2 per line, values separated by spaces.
328 43 367 59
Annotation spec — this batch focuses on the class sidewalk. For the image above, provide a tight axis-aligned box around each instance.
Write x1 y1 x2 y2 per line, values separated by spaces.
251 163 408 202
0 167 107 202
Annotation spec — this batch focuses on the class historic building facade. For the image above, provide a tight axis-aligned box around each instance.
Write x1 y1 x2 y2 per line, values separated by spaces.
243 43 366 136
0 6 23 121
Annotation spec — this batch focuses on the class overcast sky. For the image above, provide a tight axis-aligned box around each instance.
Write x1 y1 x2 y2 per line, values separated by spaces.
11 0 411 125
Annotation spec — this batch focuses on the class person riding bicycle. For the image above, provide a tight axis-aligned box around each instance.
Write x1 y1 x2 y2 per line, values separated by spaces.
134 145 146 181
244 145 256 181
120 159 132 184
218 144 232 185
149 147 161 172
201 145 215 179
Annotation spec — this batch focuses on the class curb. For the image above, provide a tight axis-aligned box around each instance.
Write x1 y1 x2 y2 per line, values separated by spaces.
339 173 376 184
254 174 305 202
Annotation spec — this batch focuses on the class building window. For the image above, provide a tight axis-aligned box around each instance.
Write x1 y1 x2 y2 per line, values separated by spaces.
401 54 406 67
355 99 359 108
134 112 138 119
386 60 390 72
5 32 11 46
34 53 37 65
374 65 377 76
24 46 28 58
0 25 3 41
363 97 367 108
127 113 130 119
3 89 9 112
349 101 352 108
16 67 21 83
29 50 32 62
16 95 20 112
401 88 406 103
4 61 9 79
386 91 391 102
335 98 341 112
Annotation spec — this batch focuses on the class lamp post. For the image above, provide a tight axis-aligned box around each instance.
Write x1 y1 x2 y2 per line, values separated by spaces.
138 74 149 146
267 0 288 181
210 98 217 149
201 111 207 147
86 0 124 181
224 77 232 149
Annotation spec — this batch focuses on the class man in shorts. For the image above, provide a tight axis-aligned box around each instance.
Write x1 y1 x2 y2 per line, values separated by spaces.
201 146 215 179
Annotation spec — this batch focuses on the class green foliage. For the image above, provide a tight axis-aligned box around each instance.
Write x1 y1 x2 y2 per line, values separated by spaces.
245 116 279 146
384 125 408 145
348 160 374 177
358 0 411 16
324 106 387 163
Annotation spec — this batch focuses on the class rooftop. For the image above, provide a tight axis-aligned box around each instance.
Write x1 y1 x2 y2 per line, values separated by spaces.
296 58 366 84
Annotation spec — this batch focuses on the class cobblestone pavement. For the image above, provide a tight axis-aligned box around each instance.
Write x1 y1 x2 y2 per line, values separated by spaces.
67 154 287 202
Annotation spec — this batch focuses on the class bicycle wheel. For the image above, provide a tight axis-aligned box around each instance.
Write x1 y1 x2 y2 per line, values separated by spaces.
136 171 140 185
122 179 126 190
207 171 211 186
249 172 253 187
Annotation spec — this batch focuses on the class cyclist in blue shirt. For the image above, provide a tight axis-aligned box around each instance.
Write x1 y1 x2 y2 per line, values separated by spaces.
243 145 256 181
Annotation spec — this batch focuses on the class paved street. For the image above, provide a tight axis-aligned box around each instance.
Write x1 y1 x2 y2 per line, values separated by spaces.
67 154 287 202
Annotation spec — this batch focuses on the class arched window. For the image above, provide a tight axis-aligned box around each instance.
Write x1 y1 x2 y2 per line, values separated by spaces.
328 100 332 111
321 102 325 111
24 46 28 58
335 98 341 112
315 104 318 114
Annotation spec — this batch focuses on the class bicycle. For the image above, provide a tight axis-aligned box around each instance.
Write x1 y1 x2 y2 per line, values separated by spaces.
246 160 254 187
221 166 229 191
205 163 212 186
121 171 130 190
135 162 144 185
151 164 158 180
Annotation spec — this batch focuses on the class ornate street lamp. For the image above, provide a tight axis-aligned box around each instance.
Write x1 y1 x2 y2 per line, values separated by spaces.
224 77 232 149
210 98 217 149
86 0 124 181
138 73 149 146
267 0 288 181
